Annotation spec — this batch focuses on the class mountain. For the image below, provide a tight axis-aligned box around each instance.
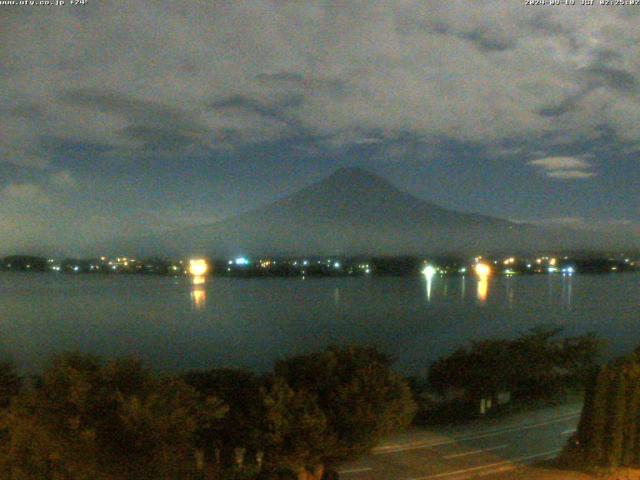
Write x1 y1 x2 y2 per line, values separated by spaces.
105 167 636 257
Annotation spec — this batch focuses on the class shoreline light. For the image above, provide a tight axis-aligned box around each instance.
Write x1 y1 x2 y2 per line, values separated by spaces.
474 262 491 277
422 265 437 279
189 259 209 276
234 257 249 266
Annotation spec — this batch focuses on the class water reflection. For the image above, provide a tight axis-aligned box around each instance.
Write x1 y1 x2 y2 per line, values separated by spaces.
424 275 433 302
505 276 514 308
561 275 574 309
474 263 491 304
422 265 436 303
190 276 207 310
476 277 489 304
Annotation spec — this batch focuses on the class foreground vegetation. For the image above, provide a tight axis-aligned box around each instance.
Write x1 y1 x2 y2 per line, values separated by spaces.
561 346 640 472
0 329 606 479
419 328 602 422
0 347 416 480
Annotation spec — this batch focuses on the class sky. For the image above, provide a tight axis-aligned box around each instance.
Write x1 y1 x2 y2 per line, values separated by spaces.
1 0 639 255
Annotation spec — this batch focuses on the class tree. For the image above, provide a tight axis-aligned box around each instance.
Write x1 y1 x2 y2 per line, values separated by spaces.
583 366 613 465
184 368 266 466
428 340 513 400
1 352 227 480
273 346 416 463
428 328 602 407
0 362 21 409
563 351 640 469
622 365 640 465
262 377 331 480
607 369 627 467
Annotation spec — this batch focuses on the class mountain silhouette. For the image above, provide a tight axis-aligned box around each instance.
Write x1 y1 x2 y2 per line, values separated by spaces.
114 167 559 257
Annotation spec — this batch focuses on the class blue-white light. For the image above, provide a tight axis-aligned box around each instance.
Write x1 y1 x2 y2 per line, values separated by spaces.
422 265 436 279
235 257 249 265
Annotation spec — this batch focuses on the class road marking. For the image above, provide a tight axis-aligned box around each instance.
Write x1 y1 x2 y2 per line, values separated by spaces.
443 444 508 459
475 465 516 477
338 467 373 474
407 448 561 480
374 412 579 454
561 428 577 436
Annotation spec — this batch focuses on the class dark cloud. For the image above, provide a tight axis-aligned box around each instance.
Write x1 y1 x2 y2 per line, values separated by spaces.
459 28 514 52
256 71 306 83
120 125 203 149
256 72 348 96
538 89 588 118
0 101 45 120
209 93 311 140
59 88 207 134
584 66 639 94
39 136 118 158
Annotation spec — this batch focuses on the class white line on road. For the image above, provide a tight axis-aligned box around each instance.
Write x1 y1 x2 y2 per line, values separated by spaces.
374 412 579 454
338 467 373 474
475 465 516 477
443 444 509 459
561 428 577 436
406 448 561 480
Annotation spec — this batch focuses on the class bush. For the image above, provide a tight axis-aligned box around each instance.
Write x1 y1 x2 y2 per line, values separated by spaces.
0 352 227 480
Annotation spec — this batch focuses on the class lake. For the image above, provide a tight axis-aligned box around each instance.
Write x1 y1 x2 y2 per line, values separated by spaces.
1 272 639 376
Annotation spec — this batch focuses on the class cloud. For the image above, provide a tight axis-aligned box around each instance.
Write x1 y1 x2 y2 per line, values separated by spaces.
2 0 640 169
1 183 51 206
529 157 591 170
50 171 77 190
529 156 595 179
546 170 596 179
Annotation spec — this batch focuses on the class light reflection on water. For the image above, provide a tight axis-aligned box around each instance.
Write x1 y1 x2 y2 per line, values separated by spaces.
421 273 574 309
562 275 573 309
190 276 207 310
425 275 433 302
477 276 489 304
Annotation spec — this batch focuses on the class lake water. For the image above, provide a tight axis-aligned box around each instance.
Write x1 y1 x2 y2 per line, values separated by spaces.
1 272 639 376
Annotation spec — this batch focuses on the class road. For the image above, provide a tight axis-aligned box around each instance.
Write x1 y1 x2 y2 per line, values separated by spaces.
337 402 582 480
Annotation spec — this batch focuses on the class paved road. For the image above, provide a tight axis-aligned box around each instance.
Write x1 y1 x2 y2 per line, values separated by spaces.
337 402 582 480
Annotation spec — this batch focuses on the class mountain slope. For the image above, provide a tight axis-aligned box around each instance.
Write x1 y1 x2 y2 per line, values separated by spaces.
116 167 556 257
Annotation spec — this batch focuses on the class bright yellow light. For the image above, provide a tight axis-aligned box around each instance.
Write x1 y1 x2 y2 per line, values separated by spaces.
474 262 491 277
549 258 557 266
189 259 209 276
